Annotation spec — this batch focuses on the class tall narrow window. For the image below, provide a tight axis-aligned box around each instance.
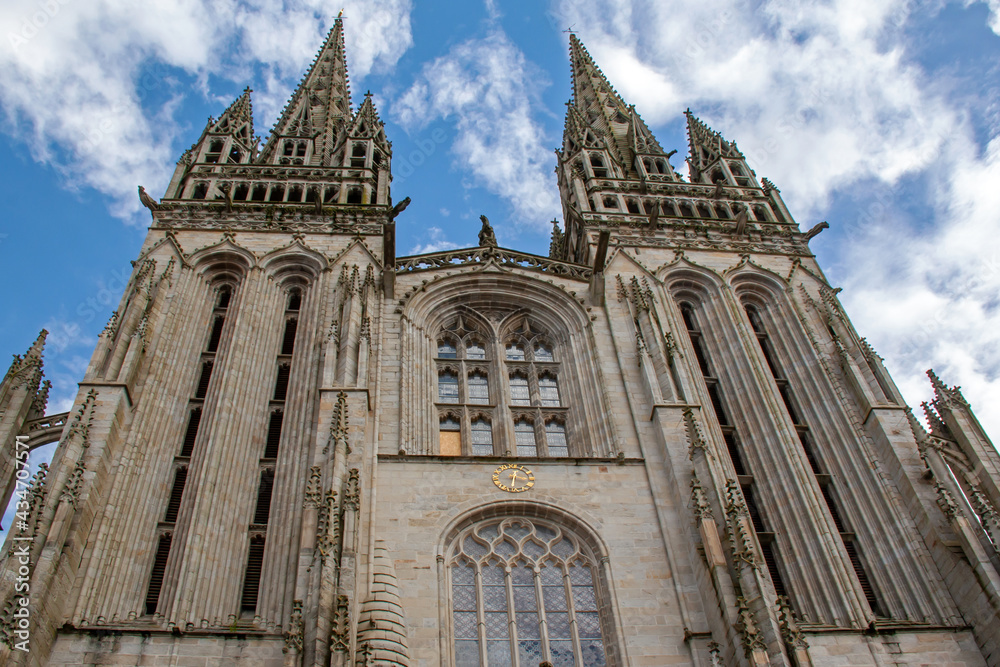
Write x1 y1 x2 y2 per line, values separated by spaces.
217 285 232 309
253 469 274 525
144 533 173 615
281 318 298 355
514 420 537 457
180 408 202 457
438 341 458 359
449 517 609 666
195 361 214 399
273 364 290 401
240 535 266 614
264 410 283 459
163 467 188 523
471 419 493 456
207 315 225 352
287 289 301 311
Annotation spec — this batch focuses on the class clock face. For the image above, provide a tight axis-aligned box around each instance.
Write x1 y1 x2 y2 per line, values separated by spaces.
493 463 535 493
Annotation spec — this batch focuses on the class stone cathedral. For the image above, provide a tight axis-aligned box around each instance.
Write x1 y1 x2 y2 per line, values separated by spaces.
3 18 1000 667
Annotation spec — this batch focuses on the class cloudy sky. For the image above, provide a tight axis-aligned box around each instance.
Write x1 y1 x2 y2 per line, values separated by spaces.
2 0 999 476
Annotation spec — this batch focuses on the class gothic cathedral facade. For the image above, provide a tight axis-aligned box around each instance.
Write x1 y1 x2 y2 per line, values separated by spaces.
3 18 1000 667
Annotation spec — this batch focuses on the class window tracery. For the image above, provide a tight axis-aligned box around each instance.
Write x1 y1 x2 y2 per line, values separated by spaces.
448 517 609 666
435 313 569 457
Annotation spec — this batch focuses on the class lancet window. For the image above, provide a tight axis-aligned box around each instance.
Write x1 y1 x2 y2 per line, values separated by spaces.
448 517 611 666
436 314 569 457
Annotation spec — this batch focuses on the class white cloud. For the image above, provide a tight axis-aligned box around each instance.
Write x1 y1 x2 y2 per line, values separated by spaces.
0 0 413 222
393 30 560 229
408 227 461 254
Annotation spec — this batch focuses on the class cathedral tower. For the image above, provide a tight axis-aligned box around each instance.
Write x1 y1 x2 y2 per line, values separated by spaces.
2 21 999 667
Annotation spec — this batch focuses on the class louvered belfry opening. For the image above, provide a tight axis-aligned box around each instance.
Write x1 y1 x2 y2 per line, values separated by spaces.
744 303 885 618
145 284 236 617
253 469 275 525
144 533 172 615
180 408 202 458
240 535 266 614
163 466 188 523
273 364 290 401
680 302 795 604
264 410 283 459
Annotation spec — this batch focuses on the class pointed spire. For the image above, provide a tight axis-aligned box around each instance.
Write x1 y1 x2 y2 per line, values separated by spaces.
260 17 352 165
350 92 390 153
212 87 256 143
24 329 48 363
685 109 744 181
566 34 630 167
3 329 46 390
549 220 565 259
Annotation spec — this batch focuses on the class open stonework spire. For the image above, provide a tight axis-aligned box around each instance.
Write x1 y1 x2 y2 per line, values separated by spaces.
685 109 748 183
259 17 352 166
212 87 256 148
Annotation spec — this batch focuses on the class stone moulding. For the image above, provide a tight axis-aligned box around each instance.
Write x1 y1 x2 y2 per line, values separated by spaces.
395 245 593 281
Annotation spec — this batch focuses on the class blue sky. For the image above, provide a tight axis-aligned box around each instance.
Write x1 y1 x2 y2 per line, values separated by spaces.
2 1 1000 449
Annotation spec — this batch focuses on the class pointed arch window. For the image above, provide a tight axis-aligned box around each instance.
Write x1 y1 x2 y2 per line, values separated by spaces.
435 316 571 457
448 517 612 666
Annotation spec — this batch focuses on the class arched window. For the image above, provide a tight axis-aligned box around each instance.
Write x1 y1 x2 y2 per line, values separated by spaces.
440 416 461 456
448 517 611 666
545 421 569 457
435 316 571 457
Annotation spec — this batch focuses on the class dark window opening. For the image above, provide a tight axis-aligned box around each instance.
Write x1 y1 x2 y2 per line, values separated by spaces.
268 185 285 202
192 183 209 200
287 290 301 312
626 198 640 214
251 184 267 201
715 204 731 219
711 169 725 184
590 154 607 178
602 196 618 209
195 361 213 399
283 141 295 157
724 431 747 476
305 187 318 204
240 536 266 614
679 202 694 217
760 541 789 599
844 541 883 616
264 411 283 459
287 185 303 202
253 469 274 525
233 183 249 201
697 202 713 218
281 318 298 355
228 147 242 163
163 467 188 523
351 143 367 168
347 188 363 204
656 159 667 174
180 408 202 458
207 316 225 353
217 286 232 309
144 533 173 615
296 141 306 157
742 485 767 533
323 187 339 204
273 364 290 401
821 485 848 533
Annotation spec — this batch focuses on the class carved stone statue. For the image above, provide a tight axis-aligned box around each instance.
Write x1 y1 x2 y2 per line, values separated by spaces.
478 214 497 247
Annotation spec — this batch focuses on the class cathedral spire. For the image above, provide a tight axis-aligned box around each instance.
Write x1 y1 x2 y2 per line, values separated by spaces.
259 17 353 166
211 87 256 151
685 109 749 184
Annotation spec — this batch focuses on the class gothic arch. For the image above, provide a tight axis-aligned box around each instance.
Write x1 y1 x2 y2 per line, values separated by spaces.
398 272 616 458
439 500 625 667
259 238 328 286
187 235 256 283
